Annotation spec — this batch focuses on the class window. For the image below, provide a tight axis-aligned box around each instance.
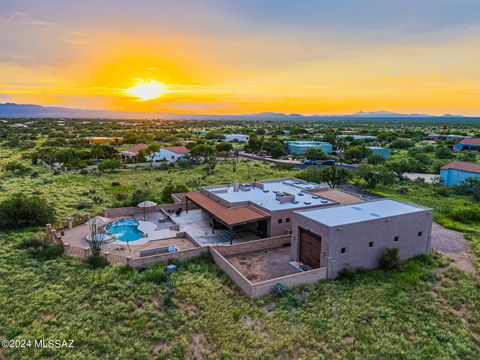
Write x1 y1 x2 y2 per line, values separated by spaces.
278 219 283 224
368 241 374 248
394 236 399 242
340 247 346 254
418 231 423 237
286 218 290 223
171 156 175 160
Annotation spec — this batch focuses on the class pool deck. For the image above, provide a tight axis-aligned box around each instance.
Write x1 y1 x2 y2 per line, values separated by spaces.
60 214 197 260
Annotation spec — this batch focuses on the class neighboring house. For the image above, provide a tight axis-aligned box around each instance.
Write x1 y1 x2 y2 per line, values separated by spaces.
367 146 390 159
120 143 149 161
84 137 123 145
185 178 365 238
290 199 432 278
224 134 250 142
454 138 480 151
8 123 28 128
146 146 189 162
440 160 480 186
428 134 466 141
338 135 377 141
285 141 333 155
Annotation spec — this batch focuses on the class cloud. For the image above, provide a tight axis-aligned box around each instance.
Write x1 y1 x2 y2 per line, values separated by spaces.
0 11 54 28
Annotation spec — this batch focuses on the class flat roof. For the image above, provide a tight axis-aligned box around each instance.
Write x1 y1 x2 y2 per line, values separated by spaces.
296 199 429 227
205 179 335 211
185 192 270 226
311 189 365 205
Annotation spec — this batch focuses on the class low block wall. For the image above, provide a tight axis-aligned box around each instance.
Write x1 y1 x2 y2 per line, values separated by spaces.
210 248 254 297
212 235 291 257
128 247 209 269
250 267 327 298
210 245 327 298
103 202 199 218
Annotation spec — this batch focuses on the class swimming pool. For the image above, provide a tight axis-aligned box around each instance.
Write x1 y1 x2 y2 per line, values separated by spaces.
106 218 143 242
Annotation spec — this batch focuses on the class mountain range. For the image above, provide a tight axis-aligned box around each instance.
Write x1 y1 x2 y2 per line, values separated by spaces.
0 103 467 120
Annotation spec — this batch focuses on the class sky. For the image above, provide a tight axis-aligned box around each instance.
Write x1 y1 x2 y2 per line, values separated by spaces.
1 0 480 115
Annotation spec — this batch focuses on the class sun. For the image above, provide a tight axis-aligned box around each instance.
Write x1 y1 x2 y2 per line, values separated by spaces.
126 79 166 101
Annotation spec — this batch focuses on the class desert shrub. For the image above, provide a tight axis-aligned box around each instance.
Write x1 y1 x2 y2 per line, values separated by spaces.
177 158 189 169
79 168 89 175
0 194 55 229
143 265 169 284
272 283 287 297
17 237 43 249
86 255 109 269
75 199 92 210
161 183 189 203
379 248 402 270
37 245 64 260
158 162 169 170
449 206 480 224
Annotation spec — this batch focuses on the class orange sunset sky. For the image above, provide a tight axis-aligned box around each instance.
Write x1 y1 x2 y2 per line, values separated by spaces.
1 0 480 115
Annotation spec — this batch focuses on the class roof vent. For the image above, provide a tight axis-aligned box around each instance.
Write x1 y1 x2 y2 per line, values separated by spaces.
321 200 328 204
304 201 312 205
370 213 381 218
263 190 270 193
351 206 363 211
311 195 320 199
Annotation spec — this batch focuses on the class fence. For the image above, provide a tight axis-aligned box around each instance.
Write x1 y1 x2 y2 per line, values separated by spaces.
103 202 199 218
212 235 291 257
210 245 327 298
127 247 209 269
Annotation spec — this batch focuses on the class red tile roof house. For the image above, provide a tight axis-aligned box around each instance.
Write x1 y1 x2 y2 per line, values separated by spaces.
440 160 480 186
146 146 189 163
120 143 149 161
454 138 480 151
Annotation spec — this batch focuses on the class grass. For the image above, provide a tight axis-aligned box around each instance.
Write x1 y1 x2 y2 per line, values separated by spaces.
0 160 297 222
0 231 479 359
1 144 479 358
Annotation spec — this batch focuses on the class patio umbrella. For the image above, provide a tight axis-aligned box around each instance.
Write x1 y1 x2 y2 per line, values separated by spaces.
137 200 157 221
88 216 110 226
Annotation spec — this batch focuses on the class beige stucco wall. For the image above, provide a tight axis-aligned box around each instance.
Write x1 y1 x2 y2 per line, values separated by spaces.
291 210 433 278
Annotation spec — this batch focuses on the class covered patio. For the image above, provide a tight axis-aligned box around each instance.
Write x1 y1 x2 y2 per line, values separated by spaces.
180 192 271 245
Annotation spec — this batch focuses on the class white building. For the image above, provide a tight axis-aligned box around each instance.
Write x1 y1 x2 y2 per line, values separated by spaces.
224 134 250 143
146 146 189 163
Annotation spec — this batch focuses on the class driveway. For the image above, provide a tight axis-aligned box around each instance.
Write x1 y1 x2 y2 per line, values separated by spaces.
431 222 477 273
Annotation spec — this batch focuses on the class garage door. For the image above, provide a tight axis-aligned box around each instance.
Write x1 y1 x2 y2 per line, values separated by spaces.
299 228 321 269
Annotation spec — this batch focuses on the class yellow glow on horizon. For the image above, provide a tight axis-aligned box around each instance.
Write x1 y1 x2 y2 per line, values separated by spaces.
125 79 167 101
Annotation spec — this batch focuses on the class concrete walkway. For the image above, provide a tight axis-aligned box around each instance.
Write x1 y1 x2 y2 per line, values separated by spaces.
431 222 477 273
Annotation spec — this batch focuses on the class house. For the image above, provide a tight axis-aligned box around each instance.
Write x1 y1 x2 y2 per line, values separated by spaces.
184 179 366 239
146 146 189 162
454 138 480 151
440 160 480 186
224 134 250 143
84 137 123 145
120 143 149 161
428 134 466 141
285 141 333 155
367 146 390 159
338 135 377 141
291 199 432 278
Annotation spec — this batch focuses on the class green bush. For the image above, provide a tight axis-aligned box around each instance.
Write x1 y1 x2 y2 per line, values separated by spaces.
379 248 402 270
272 283 287 297
143 265 169 284
86 255 109 269
449 206 480 224
0 193 55 229
38 245 64 260
18 236 43 249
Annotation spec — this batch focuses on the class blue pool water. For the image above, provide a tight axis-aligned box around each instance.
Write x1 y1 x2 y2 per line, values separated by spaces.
106 218 143 242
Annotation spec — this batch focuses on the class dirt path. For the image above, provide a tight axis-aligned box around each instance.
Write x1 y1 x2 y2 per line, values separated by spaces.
431 222 477 273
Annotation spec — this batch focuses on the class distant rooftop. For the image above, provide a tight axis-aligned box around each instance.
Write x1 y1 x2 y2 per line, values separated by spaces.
441 160 480 174
459 138 480 146
204 179 334 211
296 199 428 227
